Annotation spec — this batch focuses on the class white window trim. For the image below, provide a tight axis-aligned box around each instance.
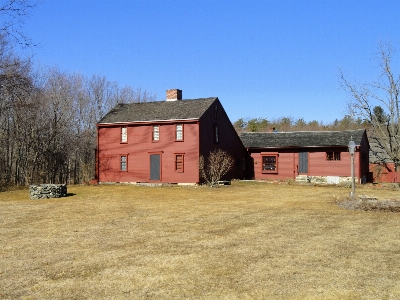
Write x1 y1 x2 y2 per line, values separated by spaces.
153 125 160 141
121 127 127 143
176 124 183 141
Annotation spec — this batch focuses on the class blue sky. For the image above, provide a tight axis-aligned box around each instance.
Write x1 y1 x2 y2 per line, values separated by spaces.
22 0 400 123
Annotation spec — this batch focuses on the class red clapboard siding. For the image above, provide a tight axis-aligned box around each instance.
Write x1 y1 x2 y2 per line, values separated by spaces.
308 151 355 177
369 163 400 183
98 122 201 183
249 149 364 181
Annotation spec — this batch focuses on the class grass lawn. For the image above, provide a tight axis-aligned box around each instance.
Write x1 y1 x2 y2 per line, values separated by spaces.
1 181 400 299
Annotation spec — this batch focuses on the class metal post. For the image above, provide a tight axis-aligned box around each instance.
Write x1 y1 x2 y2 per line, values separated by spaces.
351 152 355 198
348 139 356 199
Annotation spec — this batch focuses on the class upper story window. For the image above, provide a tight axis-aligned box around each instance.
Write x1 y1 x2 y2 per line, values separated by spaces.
121 127 127 143
214 124 219 143
214 104 218 119
152 125 159 141
262 154 278 174
176 124 183 141
326 152 340 161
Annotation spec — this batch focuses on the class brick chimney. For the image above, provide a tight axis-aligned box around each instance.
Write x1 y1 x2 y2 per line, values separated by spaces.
166 89 182 101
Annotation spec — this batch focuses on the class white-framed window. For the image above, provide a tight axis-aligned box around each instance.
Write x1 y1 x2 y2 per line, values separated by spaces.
176 124 183 141
121 127 127 143
152 125 159 141
262 154 278 174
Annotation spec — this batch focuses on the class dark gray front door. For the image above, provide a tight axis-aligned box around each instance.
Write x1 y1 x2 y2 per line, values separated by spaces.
299 152 308 173
150 154 160 180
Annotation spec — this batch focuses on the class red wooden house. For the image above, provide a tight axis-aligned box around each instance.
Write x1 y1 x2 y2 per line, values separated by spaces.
96 89 248 184
369 139 400 183
240 129 370 183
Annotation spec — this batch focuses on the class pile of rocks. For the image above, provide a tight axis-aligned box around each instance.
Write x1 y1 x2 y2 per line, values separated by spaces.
338 195 400 212
30 184 67 200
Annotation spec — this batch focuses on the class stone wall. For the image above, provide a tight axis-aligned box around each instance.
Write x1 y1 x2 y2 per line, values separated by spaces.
30 184 67 200
295 175 357 184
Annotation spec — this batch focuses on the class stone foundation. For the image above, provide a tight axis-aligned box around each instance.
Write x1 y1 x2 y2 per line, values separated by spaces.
30 184 67 200
295 175 358 184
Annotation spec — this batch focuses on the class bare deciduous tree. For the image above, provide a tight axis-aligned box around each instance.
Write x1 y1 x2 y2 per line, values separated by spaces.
116 86 157 104
0 33 157 189
340 42 400 170
0 0 39 47
0 3 159 189
199 149 234 186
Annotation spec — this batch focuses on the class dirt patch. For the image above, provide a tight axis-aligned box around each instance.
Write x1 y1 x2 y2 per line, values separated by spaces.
338 195 400 212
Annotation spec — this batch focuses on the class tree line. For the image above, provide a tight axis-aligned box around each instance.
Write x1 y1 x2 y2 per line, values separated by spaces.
0 34 156 190
233 115 368 133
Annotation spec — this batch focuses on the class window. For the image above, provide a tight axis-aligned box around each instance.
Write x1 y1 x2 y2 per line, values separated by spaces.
152 125 159 141
121 127 127 143
175 154 184 172
176 124 183 141
120 155 127 171
327 152 340 161
215 124 219 143
262 154 278 173
214 104 218 119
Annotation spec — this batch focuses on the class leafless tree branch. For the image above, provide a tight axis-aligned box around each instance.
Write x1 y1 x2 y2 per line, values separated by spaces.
340 42 400 170
199 149 234 186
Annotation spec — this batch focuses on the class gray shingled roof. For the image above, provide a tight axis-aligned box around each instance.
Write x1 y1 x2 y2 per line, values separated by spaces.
369 140 392 163
98 98 217 124
240 129 366 148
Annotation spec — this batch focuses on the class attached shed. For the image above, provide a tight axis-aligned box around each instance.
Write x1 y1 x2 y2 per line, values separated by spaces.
240 129 370 184
369 139 400 183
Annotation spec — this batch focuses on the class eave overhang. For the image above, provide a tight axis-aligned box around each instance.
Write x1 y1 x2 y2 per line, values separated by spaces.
97 118 200 127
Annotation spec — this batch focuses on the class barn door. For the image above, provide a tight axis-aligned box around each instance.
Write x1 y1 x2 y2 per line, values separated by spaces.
298 152 308 174
150 154 161 180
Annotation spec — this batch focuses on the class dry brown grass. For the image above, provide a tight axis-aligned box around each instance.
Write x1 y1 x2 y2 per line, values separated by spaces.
1 182 400 299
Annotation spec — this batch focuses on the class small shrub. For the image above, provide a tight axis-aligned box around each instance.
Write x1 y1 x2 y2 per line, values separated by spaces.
199 149 234 187
285 179 295 185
